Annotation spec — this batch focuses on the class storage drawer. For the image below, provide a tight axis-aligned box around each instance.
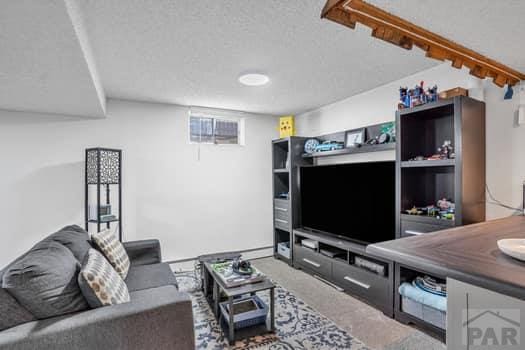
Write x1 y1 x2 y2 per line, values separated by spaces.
274 207 290 221
332 260 390 309
294 244 332 277
400 220 448 237
274 216 290 231
273 199 289 212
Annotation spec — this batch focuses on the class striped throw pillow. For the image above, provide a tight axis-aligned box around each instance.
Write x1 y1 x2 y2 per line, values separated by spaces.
78 249 130 308
91 229 130 279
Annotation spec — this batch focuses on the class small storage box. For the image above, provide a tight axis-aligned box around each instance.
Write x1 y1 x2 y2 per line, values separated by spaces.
401 296 446 330
220 295 269 330
277 242 290 259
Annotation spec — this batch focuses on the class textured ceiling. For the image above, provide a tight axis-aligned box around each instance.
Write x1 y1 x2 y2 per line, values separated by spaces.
368 0 525 72
77 0 437 115
2 1 523 118
0 0 106 117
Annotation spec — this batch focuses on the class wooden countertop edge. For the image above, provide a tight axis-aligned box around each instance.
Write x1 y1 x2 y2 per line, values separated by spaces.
366 222 525 301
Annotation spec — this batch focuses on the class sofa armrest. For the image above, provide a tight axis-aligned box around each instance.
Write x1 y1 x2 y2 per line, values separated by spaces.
0 286 194 350
123 239 162 266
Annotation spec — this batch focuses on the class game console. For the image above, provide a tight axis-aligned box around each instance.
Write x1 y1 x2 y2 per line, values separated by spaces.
301 239 318 250
320 249 344 259
354 256 386 276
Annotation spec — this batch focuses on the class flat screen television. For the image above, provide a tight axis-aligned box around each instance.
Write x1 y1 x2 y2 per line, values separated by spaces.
300 161 395 245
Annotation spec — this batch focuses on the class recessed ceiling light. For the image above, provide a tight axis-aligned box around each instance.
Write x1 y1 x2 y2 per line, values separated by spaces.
239 73 269 86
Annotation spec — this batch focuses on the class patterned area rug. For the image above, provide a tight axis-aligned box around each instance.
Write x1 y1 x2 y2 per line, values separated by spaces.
177 274 370 350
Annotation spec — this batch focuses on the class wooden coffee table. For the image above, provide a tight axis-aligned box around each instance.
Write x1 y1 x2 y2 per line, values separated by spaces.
202 261 275 345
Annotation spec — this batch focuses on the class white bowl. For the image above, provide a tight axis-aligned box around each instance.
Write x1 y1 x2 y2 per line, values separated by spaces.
497 239 525 261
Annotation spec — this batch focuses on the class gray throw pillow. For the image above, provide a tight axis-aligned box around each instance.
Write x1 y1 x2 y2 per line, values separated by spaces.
0 287 35 331
2 241 89 319
78 249 130 308
42 225 92 263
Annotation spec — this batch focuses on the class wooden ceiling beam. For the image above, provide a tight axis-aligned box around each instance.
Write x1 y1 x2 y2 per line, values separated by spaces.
321 0 525 87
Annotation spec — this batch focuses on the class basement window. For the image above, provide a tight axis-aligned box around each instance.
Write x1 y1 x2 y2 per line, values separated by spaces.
189 115 244 145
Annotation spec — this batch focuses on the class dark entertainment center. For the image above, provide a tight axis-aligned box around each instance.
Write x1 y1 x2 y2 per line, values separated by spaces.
271 96 486 341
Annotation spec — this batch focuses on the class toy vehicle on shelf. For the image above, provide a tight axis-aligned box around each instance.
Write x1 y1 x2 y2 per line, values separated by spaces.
314 141 344 152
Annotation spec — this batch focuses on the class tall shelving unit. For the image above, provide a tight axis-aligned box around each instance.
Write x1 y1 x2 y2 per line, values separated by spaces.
394 96 485 340
272 137 312 265
85 148 122 241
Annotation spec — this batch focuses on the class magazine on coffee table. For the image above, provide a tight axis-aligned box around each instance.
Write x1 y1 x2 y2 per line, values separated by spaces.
211 261 266 288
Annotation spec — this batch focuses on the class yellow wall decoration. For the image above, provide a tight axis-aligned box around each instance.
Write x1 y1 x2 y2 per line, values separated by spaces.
279 115 295 138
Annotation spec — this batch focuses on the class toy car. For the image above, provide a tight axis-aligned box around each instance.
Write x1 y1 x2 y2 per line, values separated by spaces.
314 141 344 152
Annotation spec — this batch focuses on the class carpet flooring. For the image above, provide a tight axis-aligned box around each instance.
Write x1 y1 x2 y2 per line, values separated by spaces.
173 256 446 349
177 274 370 349
251 257 446 350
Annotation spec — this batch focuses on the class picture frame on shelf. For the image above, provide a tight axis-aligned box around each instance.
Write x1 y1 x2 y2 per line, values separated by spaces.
345 128 365 147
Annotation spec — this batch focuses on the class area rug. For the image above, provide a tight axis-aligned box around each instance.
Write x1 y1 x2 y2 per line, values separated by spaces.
177 274 371 350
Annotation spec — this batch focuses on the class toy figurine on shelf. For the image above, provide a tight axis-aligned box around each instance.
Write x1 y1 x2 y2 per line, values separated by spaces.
437 140 454 159
397 81 439 110
399 87 410 109
437 198 455 211
427 85 438 103
411 81 425 107
406 206 422 215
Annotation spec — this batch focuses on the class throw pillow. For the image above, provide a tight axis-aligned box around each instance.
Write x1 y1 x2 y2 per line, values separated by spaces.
2 241 89 319
91 229 130 279
78 249 130 308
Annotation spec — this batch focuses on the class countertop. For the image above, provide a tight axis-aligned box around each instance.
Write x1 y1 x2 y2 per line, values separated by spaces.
366 216 525 300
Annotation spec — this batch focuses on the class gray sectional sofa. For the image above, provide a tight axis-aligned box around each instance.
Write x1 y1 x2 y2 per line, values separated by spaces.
0 226 195 350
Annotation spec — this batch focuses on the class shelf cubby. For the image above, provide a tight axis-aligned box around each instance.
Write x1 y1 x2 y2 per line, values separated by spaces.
395 264 447 341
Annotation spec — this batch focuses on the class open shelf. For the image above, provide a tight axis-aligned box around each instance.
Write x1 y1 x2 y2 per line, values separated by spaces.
273 172 289 199
399 102 454 162
400 213 454 226
88 218 119 224
302 142 395 158
273 168 289 173
400 159 455 168
395 265 446 341
273 140 289 170
401 167 454 212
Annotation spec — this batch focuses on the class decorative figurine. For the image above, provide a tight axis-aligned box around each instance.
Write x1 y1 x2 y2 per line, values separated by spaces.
437 198 455 211
304 138 320 154
427 85 439 103
314 141 345 152
397 82 439 110
406 206 422 215
437 140 454 159
399 87 410 109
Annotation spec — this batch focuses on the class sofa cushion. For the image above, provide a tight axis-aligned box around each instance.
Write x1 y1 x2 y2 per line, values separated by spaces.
0 287 36 331
78 249 130 308
42 225 92 263
125 263 178 292
2 241 89 319
91 229 130 279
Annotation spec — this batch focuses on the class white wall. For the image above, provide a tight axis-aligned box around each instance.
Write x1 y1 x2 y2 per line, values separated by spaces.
0 99 278 266
296 63 525 220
